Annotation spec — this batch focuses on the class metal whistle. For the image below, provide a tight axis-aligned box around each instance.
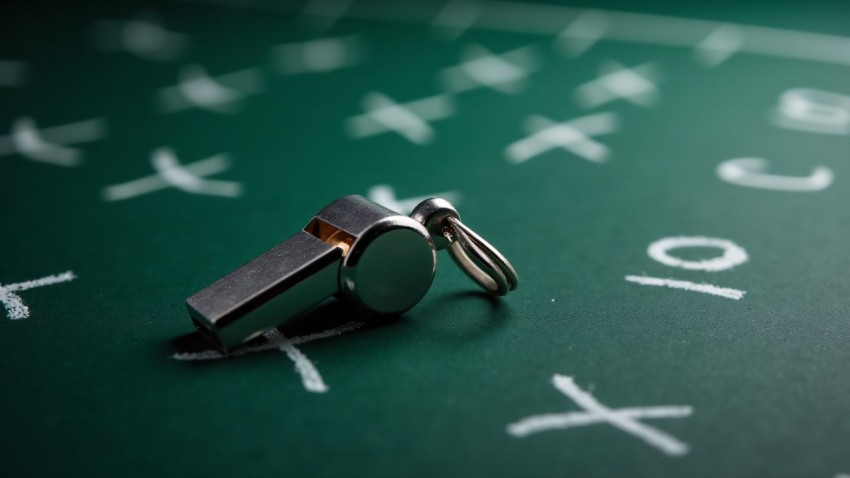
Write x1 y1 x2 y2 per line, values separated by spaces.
186 195 517 352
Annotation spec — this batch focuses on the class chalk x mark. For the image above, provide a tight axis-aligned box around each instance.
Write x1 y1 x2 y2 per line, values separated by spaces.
272 36 363 75
506 112 618 164
508 374 692 456
575 61 659 109
102 148 241 201
173 321 364 393
93 12 189 61
441 45 537 95
157 65 263 114
625 275 745 300
0 271 76 320
346 92 454 144
368 184 460 215
0 118 106 166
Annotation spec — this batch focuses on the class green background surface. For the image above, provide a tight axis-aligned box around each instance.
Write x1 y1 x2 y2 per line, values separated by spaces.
2 1 850 476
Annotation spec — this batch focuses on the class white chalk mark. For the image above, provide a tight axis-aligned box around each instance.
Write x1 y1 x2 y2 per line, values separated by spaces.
625 275 746 300
575 62 659 109
346 92 454 144
272 36 363 75
509 405 693 437
102 148 241 201
717 158 833 192
0 118 106 166
173 321 365 393
157 65 263 114
557 10 609 57
151 148 241 197
300 0 352 30
0 271 77 320
772 88 850 136
440 45 537 95
265 329 328 393
694 24 744 67
647 236 748 272
93 12 188 61
0 60 27 87
431 0 482 40
368 184 461 215
506 112 618 164
173 321 364 361
179 0 850 67
102 155 229 201
508 374 692 456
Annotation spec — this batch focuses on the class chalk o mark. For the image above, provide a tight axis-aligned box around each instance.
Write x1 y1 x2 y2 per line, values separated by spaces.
647 236 748 272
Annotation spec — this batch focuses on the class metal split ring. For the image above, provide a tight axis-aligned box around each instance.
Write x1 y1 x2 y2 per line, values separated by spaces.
410 198 518 296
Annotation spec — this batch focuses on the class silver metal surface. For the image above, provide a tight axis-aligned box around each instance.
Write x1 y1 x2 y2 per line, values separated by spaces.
186 195 436 352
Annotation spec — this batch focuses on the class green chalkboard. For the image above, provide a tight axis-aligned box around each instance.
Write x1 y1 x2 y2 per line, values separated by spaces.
2 0 850 476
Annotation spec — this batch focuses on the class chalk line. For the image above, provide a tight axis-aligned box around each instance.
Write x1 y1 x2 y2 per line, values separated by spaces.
267 329 329 393
102 155 230 201
625 275 746 300
172 321 364 361
0 271 77 320
173 322 363 392
178 0 850 67
553 375 690 456
508 405 693 437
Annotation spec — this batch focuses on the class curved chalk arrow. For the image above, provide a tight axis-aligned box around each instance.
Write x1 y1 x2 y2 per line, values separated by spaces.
717 157 833 192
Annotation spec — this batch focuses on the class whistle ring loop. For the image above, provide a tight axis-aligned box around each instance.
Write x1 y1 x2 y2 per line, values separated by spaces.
442 216 518 296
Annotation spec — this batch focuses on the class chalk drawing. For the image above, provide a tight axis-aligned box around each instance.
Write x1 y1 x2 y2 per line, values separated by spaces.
441 45 537 95
647 236 748 272
346 92 454 144
431 0 482 40
0 271 76 320
173 322 364 393
625 275 745 300
93 12 188 61
102 148 241 201
368 184 460 215
157 65 263 114
181 0 850 67
508 374 692 456
272 36 363 75
557 10 610 57
694 25 744 67
717 158 833 192
575 62 659 109
0 118 106 166
772 88 850 136
506 112 618 164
